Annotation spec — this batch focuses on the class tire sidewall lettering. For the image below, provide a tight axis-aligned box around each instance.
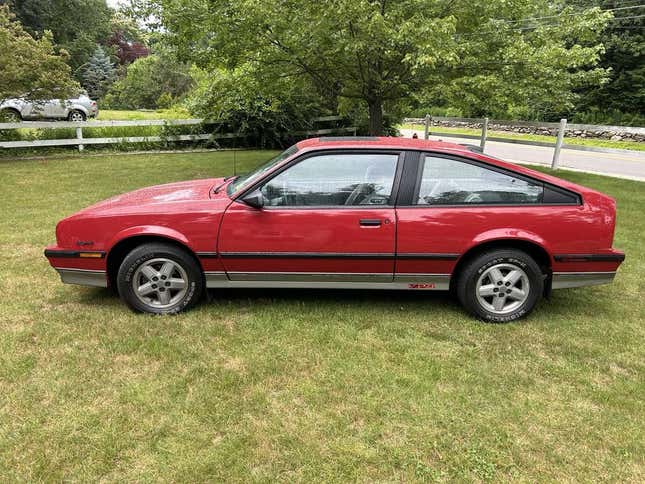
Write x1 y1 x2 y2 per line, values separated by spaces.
118 245 202 314
461 250 542 323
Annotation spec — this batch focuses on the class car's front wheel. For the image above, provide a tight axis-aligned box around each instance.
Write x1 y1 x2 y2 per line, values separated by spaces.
117 243 204 314
0 109 21 122
457 249 543 322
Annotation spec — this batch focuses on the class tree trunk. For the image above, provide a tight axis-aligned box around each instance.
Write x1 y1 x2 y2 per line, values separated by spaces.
367 98 384 136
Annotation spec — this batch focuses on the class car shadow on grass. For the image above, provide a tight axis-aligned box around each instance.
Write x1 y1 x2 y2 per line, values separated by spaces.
208 287 457 305
75 286 462 312
206 288 474 322
73 285 614 324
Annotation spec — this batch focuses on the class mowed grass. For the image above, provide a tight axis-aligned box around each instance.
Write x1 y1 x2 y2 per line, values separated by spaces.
97 108 192 120
0 151 643 481
400 123 645 152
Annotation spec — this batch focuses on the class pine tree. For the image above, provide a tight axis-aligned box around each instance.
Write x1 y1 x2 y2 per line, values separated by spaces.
81 46 116 100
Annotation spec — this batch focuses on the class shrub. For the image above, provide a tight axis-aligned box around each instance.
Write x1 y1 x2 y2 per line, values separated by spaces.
184 65 336 148
571 109 645 127
104 53 194 110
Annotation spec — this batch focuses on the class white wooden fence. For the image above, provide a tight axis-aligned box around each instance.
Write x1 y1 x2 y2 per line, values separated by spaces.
409 115 645 168
0 117 357 151
5 114 641 169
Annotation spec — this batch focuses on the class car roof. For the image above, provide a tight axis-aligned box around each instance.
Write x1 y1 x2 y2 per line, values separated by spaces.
296 136 475 153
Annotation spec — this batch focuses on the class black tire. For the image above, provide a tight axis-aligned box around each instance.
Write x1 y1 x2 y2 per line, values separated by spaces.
456 249 543 323
116 242 204 314
67 109 86 121
1 109 21 122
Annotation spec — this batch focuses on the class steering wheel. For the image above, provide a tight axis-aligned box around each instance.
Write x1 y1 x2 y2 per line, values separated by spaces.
423 180 460 203
345 183 372 205
464 192 483 203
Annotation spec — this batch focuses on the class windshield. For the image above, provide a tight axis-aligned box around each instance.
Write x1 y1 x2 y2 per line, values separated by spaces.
227 144 299 195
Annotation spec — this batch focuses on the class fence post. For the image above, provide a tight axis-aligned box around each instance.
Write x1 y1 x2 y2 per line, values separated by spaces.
424 114 431 140
76 126 84 152
551 118 567 169
480 117 489 151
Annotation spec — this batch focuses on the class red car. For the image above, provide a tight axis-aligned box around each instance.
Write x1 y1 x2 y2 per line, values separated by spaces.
44 137 625 322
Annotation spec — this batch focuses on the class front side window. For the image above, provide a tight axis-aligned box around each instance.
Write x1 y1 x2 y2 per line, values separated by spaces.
228 144 299 195
261 153 398 207
416 156 543 205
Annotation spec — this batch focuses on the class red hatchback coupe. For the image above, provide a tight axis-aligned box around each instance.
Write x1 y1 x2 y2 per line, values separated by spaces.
45 137 625 322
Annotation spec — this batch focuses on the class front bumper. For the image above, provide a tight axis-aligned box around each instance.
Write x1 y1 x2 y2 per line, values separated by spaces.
45 246 108 287
56 268 107 287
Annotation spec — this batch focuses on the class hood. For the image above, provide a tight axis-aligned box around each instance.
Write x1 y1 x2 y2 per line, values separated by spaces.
75 178 227 215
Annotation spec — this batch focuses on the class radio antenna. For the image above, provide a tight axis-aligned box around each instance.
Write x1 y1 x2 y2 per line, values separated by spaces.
233 133 237 175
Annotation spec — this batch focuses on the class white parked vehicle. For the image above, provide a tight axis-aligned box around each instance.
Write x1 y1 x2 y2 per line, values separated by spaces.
0 93 98 122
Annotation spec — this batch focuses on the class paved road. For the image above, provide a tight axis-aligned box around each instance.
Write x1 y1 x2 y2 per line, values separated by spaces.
400 129 645 181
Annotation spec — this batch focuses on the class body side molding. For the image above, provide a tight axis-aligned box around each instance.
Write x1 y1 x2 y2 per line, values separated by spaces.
553 254 625 262
551 271 617 289
204 271 451 289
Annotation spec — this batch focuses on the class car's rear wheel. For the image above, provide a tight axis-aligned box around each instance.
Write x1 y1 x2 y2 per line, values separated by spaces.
67 110 86 122
116 243 204 314
456 249 543 322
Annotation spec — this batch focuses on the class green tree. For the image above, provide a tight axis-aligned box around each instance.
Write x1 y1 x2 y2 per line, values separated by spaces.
573 0 644 122
2 0 112 73
144 0 611 134
103 52 194 109
80 45 116 100
184 64 335 146
0 6 79 104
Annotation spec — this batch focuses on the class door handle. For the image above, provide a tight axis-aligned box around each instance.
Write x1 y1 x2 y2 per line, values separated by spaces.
359 219 382 227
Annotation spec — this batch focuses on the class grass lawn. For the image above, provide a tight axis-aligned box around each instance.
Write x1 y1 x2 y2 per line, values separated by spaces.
1 151 643 481
400 123 645 152
96 108 192 121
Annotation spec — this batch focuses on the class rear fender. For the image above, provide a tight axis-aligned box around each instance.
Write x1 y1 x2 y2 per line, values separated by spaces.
69 104 89 116
469 228 551 255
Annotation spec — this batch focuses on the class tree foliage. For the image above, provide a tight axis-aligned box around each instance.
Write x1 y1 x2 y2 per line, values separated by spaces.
184 64 336 147
2 0 113 73
103 52 193 109
141 0 611 134
0 5 79 103
80 45 116 100
573 0 644 121
107 12 150 65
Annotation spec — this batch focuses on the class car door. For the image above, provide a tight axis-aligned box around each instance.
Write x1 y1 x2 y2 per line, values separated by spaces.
394 152 545 287
18 99 34 119
43 99 67 118
217 150 402 283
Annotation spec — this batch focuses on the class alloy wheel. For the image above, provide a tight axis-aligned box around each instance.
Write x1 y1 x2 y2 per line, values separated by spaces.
475 263 530 315
69 111 85 122
132 258 189 309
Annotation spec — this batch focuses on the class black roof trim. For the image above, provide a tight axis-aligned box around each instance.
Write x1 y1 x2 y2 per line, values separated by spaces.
319 136 378 142
460 144 483 153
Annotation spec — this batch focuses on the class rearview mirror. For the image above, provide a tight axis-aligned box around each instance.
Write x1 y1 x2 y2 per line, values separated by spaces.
240 189 265 209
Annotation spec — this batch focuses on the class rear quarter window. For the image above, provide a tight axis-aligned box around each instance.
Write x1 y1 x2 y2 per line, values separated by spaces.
416 155 543 205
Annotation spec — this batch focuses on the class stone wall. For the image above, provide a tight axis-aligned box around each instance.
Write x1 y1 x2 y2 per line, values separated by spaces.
403 118 645 142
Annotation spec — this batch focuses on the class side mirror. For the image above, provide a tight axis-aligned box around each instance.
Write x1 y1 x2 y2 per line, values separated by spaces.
240 189 265 209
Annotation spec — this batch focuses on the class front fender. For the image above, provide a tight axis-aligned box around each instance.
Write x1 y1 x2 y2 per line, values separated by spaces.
106 225 193 252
